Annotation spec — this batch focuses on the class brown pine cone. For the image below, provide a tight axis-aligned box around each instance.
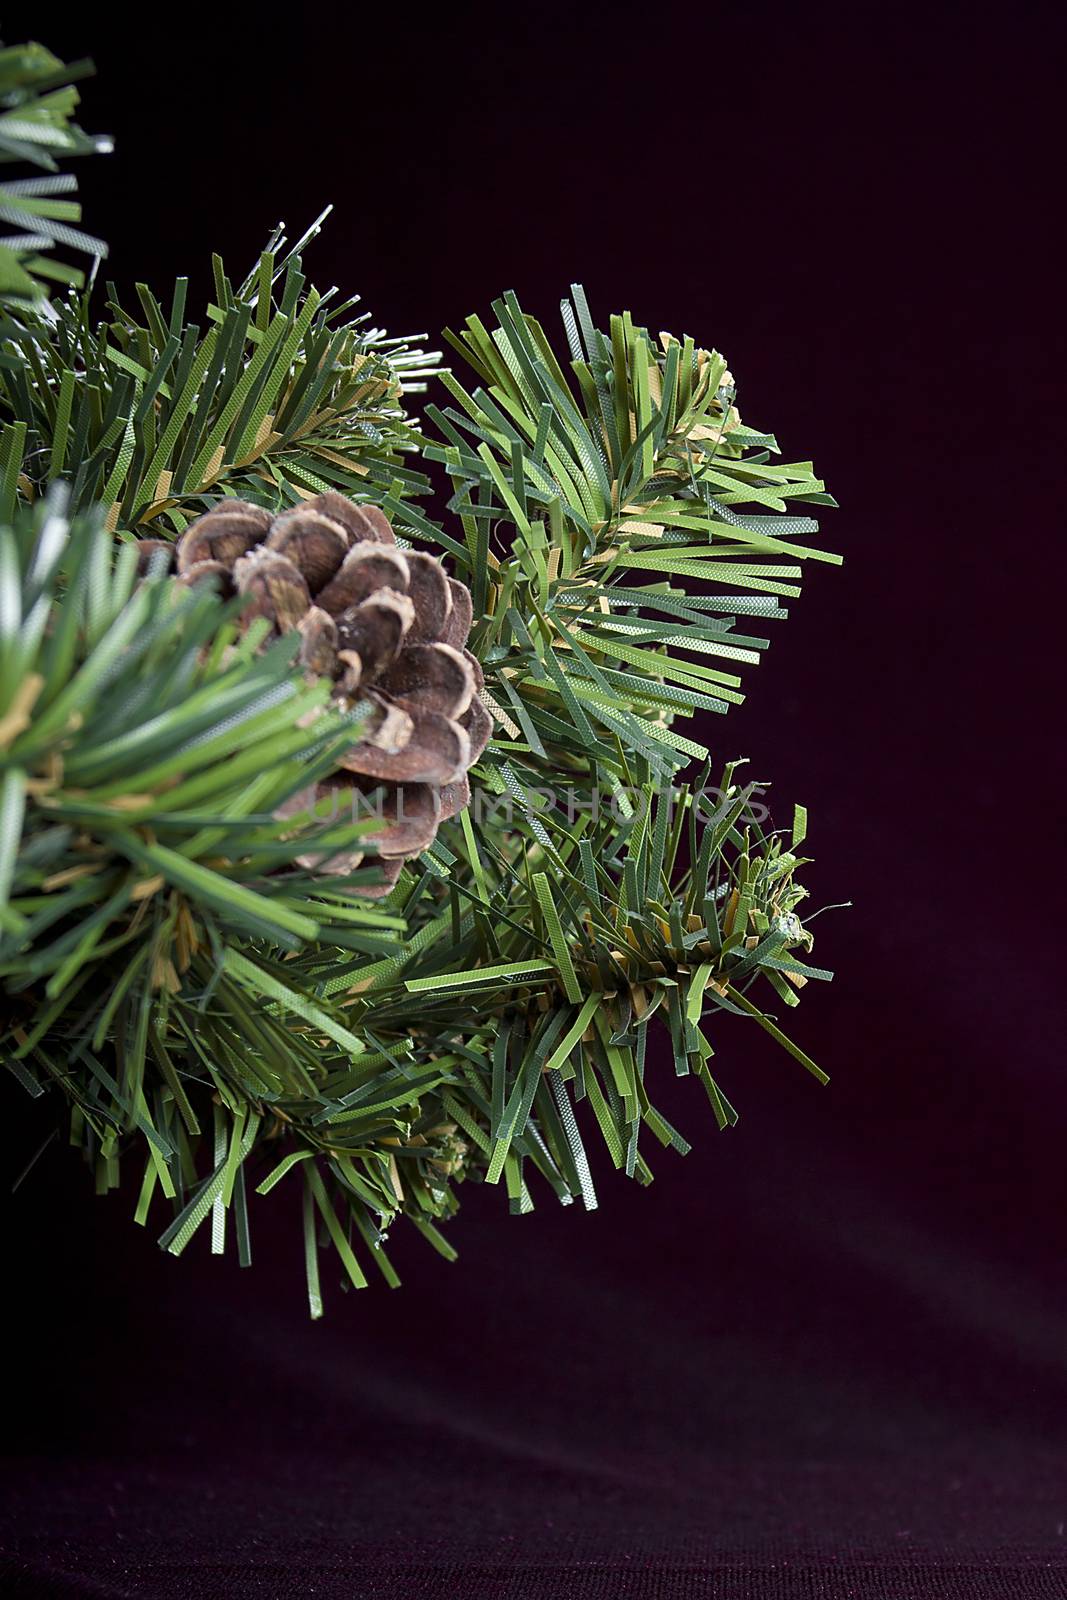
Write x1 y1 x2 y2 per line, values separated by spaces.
173 493 492 894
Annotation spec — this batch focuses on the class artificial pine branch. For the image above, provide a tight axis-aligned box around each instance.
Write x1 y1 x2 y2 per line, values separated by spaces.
0 222 440 534
1 493 832 1306
0 164 843 1306
423 288 840 841
0 41 110 305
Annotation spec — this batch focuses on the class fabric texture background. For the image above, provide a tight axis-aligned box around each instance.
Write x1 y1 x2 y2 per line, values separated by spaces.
1 6 1064 1595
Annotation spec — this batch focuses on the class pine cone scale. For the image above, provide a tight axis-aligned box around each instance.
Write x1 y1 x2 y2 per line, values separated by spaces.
336 591 414 678
378 642 475 719
341 709 470 786
442 579 473 649
317 543 410 614
404 552 452 642
265 511 349 591
177 509 267 574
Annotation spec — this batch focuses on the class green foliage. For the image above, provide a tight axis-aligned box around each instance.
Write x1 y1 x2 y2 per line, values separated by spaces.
0 41 109 305
0 217 439 534
258 766 830 1315
0 212 842 1307
427 288 839 818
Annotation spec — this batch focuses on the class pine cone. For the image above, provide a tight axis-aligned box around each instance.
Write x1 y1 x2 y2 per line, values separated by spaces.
174 493 492 894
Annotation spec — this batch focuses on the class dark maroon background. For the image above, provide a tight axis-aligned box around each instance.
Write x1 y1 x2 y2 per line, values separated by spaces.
2 6 1065 1596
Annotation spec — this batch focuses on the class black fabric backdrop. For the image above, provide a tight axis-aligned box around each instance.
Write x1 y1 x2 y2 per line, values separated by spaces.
2 6 1065 1596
